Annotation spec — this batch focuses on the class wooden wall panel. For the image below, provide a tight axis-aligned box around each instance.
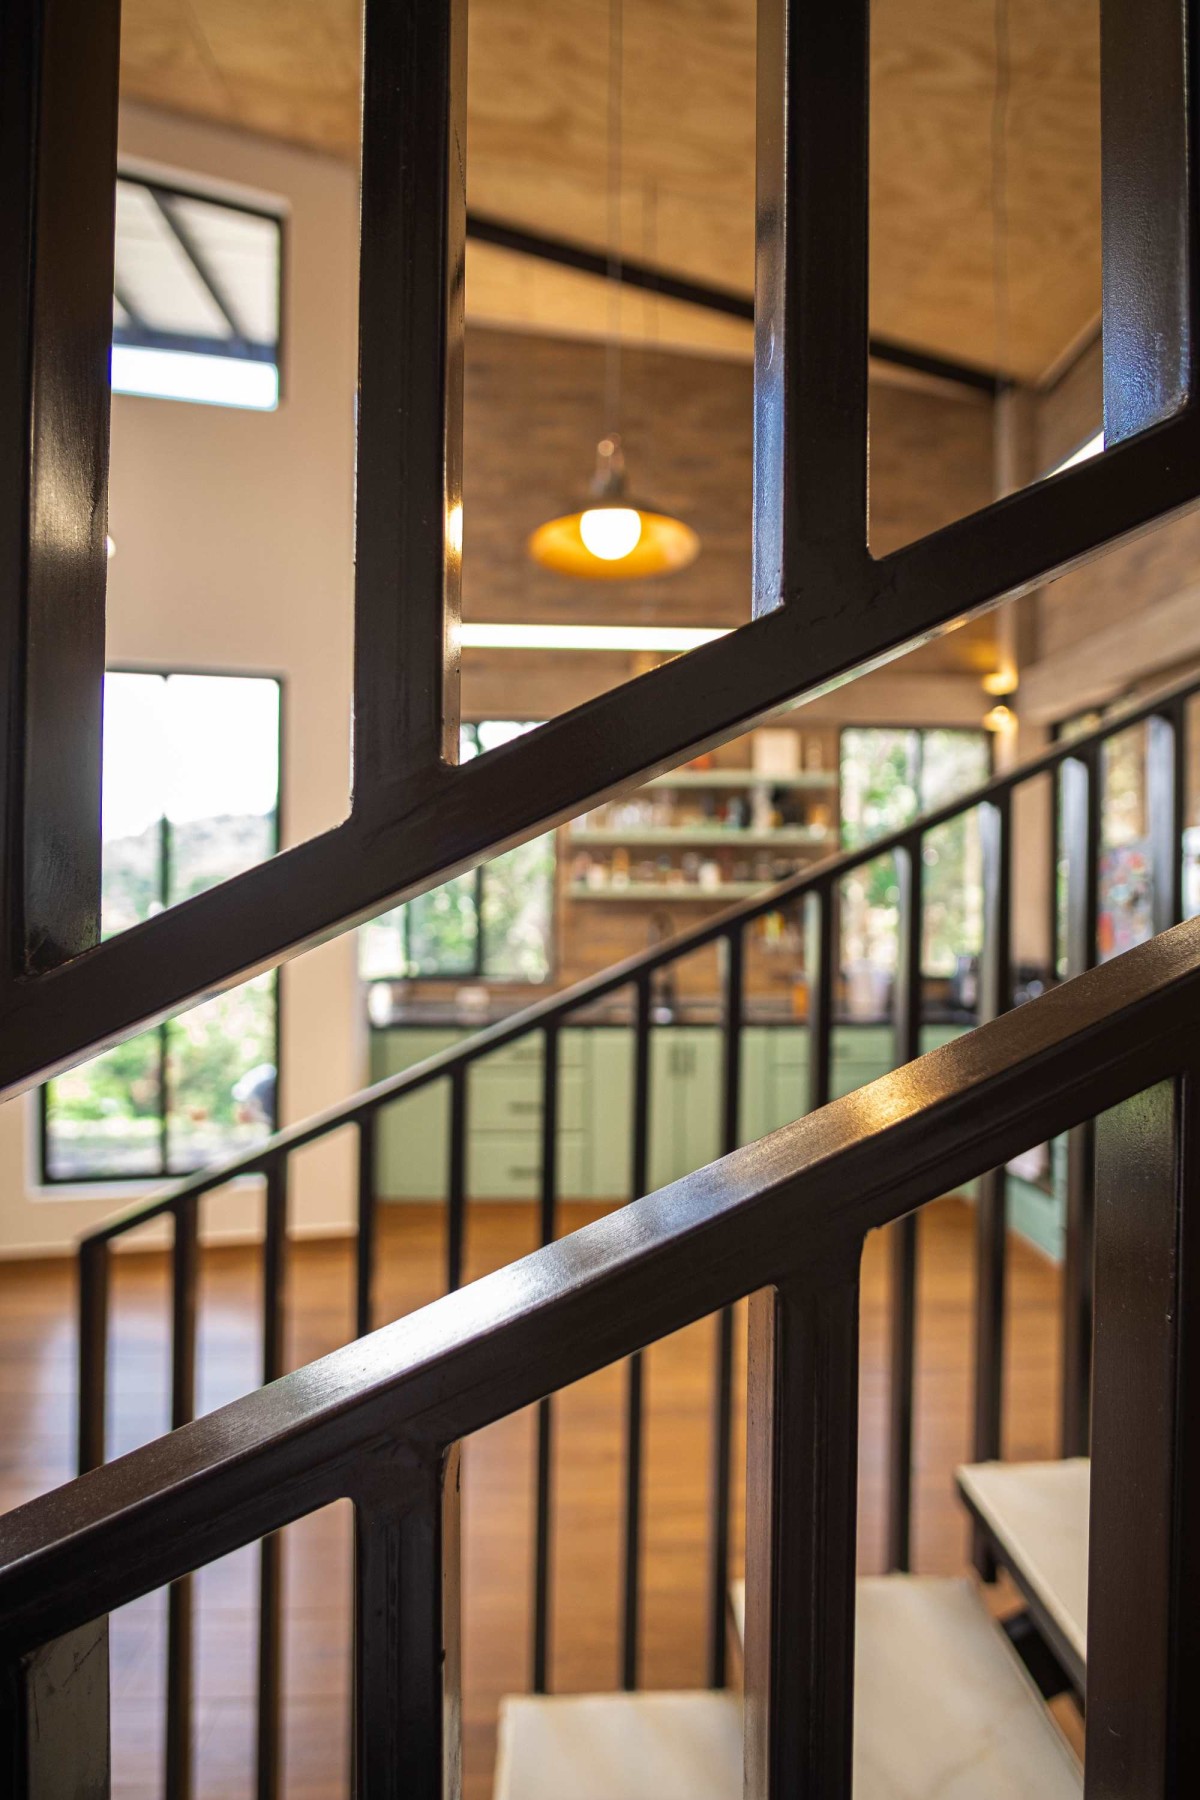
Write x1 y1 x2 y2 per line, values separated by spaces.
460 325 996 634
118 0 1102 381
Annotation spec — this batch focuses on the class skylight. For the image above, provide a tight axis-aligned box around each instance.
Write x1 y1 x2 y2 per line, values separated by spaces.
112 175 282 411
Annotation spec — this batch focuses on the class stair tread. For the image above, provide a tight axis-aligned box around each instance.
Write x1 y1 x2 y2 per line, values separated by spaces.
496 1577 1081 1799
957 1458 1089 1671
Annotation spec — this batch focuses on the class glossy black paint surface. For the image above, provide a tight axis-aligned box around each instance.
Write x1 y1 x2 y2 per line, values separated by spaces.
3 0 1200 1100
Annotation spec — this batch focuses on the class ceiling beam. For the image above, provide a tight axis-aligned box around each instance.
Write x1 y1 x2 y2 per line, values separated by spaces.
465 210 1002 397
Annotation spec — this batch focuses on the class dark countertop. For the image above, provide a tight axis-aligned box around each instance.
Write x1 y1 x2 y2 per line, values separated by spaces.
369 991 976 1032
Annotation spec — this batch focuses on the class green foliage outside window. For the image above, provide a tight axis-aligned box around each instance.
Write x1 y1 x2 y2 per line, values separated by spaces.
838 727 991 981
42 672 281 1182
360 722 556 984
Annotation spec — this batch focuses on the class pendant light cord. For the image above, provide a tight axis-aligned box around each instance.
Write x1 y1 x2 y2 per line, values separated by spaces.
604 0 625 441
991 0 1012 385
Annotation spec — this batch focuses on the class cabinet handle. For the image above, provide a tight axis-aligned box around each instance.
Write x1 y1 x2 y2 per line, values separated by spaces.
508 1165 539 1178
508 1100 541 1116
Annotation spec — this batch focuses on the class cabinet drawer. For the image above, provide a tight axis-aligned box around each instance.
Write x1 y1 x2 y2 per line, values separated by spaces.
371 1028 466 1082
468 1130 585 1199
468 1066 584 1131
482 1030 587 1073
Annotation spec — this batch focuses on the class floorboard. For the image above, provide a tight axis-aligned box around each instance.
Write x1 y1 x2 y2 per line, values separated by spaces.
0 1195 1064 1799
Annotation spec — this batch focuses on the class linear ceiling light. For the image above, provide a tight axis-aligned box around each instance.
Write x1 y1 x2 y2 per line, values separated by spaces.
458 623 729 653
1050 429 1104 476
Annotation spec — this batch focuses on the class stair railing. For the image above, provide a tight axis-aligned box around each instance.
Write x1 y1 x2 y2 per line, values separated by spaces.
4 0 1199 1103
72 665 1200 1790
8 919 1200 1796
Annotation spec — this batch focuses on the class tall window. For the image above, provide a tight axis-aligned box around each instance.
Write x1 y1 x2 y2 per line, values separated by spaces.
113 174 282 411
839 727 992 979
41 673 282 1183
360 722 556 984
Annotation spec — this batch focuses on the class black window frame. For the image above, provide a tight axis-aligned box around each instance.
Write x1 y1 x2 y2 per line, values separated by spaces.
113 168 286 400
364 721 558 986
837 722 994 851
38 666 285 1187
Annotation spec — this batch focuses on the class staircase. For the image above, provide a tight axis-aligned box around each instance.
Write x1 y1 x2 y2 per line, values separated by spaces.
32 676 1200 1796
4 0 1200 1795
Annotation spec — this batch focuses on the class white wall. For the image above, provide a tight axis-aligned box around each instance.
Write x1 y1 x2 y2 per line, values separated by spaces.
0 103 364 1254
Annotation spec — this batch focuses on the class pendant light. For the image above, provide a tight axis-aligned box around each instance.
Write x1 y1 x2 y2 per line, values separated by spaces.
527 0 699 581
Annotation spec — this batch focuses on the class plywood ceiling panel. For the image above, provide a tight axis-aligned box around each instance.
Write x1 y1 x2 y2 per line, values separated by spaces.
118 0 1100 383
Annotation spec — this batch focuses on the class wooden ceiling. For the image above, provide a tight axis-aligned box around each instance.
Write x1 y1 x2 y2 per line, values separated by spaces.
119 0 1100 383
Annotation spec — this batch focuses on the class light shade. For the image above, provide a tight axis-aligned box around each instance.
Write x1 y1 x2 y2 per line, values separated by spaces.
529 505 700 580
529 435 700 580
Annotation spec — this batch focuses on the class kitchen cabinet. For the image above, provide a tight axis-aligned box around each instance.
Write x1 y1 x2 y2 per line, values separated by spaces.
368 1019 975 1206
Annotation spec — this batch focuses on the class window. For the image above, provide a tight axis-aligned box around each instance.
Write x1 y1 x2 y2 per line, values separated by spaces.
40 673 282 1183
839 727 992 981
360 722 556 984
113 174 282 411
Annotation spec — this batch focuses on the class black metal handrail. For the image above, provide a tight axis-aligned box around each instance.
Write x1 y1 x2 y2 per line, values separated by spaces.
72 663 1200 1794
12 918 1200 1795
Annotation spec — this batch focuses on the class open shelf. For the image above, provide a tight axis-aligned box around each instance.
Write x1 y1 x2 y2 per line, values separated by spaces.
568 826 831 849
644 768 836 790
567 882 769 902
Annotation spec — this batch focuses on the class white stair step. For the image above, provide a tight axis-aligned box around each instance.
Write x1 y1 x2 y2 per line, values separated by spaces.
495 1691 742 1800
957 1458 1089 1679
495 1577 1081 1800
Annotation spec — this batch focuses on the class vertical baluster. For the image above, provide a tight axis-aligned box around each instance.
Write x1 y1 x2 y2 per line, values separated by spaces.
531 1024 560 1694
0 1617 111 1798
447 1066 468 1292
805 884 834 1114
886 835 923 1572
972 792 1013 1571
707 930 743 1687
621 975 652 1691
743 1256 861 1798
166 1194 200 1800
1088 1072 1193 1792
78 1235 109 1475
1146 703 1185 933
258 1156 288 1800
356 1110 378 1338
354 1445 461 1800
1059 752 1099 1455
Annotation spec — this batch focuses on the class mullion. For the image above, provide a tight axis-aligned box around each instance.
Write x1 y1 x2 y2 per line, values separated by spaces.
158 716 172 1178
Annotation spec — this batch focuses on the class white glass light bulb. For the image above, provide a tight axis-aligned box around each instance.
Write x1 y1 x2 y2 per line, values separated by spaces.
579 506 642 561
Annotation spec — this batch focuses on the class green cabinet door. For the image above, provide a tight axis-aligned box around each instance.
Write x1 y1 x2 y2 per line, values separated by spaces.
371 1029 464 1200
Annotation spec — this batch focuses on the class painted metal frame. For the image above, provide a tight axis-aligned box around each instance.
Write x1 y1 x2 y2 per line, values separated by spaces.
6 916 1200 1795
1 0 1197 1101
68 663 1200 1792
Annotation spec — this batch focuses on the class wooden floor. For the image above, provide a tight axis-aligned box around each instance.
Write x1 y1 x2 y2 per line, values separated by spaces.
0 1196 1064 1799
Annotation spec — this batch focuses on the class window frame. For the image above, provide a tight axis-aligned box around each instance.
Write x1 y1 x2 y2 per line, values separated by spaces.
363 722 558 987
112 166 286 408
38 665 285 1188
837 723 994 853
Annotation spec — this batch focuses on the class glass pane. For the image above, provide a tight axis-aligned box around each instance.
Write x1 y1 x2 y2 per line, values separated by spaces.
481 834 555 981
101 672 167 937
838 852 900 1028
164 674 280 905
923 808 985 984
918 729 992 812
359 906 406 981
112 176 282 412
43 1033 163 1181
840 728 919 849
165 974 276 1174
1098 722 1151 960
402 875 480 978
